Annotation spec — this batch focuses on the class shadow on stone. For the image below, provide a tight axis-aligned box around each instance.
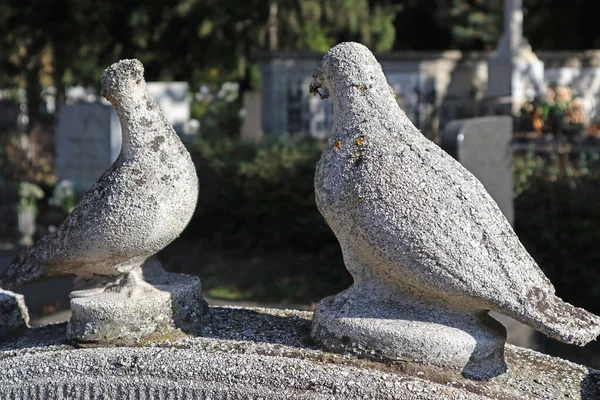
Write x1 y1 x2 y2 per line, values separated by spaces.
581 368 600 400
196 306 316 349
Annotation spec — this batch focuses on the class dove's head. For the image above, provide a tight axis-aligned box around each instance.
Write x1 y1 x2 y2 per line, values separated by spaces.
101 59 146 106
309 42 384 98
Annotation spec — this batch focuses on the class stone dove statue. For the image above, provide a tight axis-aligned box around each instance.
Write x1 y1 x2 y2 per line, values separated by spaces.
0 59 199 296
309 42 600 379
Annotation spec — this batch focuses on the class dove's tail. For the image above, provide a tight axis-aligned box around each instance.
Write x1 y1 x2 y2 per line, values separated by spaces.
506 287 600 346
0 252 48 289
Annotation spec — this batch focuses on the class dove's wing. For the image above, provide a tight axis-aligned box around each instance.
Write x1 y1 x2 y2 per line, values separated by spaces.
25 155 160 277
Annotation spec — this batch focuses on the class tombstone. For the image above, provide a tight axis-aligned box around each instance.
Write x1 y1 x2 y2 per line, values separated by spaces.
258 53 431 138
442 116 514 226
56 82 191 192
0 99 21 129
240 91 262 141
55 101 119 192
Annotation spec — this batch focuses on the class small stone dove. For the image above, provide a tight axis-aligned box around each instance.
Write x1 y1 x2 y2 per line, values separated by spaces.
309 42 600 351
0 59 198 294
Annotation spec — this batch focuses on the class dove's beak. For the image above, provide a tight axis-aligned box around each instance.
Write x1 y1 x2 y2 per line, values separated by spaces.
309 58 330 99
309 72 329 100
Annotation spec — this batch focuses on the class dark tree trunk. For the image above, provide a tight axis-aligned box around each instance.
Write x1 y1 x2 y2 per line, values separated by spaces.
52 48 67 115
23 35 46 133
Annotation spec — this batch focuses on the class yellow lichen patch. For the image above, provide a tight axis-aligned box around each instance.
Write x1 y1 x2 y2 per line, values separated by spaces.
355 137 365 146
359 198 364 205
334 140 342 151
359 85 366 92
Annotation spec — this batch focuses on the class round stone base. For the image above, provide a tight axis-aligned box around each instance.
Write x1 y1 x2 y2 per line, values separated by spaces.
67 257 208 345
312 286 507 380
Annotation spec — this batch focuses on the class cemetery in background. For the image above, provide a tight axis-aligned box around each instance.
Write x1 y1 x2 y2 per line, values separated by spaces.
1 0 600 368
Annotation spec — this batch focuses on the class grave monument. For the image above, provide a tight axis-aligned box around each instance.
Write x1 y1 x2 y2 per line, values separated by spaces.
486 0 545 115
0 47 599 399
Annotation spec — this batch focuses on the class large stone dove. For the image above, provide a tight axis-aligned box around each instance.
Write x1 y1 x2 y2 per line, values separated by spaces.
309 42 600 378
0 59 198 293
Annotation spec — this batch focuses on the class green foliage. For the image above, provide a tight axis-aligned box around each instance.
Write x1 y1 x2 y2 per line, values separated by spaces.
513 151 600 196
48 180 78 214
276 0 400 52
436 0 502 50
17 181 44 213
188 135 336 252
162 135 350 303
514 151 600 314
191 82 242 139
176 142 600 310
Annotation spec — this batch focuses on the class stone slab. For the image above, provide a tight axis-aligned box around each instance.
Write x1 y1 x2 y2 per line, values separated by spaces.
0 306 598 399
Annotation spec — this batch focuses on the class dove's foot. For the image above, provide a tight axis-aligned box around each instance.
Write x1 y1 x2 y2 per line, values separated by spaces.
311 283 507 381
66 257 208 345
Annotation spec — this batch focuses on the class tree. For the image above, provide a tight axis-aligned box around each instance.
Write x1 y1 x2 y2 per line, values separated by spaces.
436 0 502 50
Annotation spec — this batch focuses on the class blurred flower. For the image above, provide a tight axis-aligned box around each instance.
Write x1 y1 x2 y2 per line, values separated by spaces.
49 180 78 214
18 181 44 213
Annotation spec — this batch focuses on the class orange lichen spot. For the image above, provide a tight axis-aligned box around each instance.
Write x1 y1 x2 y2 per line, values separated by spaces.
359 198 364 205
334 140 342 151
355 137 365 146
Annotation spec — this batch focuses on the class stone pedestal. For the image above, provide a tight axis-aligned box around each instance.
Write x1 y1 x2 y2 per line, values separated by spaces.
0 289 29 339
312 286 507 381
67 258 207 345
1 307 598 399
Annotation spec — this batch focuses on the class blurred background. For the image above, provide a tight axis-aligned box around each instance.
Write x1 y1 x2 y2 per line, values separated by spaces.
1 0 600 368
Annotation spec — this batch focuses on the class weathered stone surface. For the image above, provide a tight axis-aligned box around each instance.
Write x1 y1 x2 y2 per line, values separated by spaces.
0 307 597 399
442 116 514 226
0 59 198 288
0 289 29 339
0 59 204 344
67 257 208 344
309 42 600 379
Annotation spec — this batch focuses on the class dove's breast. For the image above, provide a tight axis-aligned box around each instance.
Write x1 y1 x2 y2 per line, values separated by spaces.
42 143 198 277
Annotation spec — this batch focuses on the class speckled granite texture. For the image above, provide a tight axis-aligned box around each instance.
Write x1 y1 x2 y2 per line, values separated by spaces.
67 257 208 344
0 289 29 339
0 59 204 344
309 42 600 379
0 306 598 399
0 59 199 288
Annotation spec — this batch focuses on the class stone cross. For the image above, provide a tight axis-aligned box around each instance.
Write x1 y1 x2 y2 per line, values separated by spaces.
487 0 545 115
497 0 524 58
